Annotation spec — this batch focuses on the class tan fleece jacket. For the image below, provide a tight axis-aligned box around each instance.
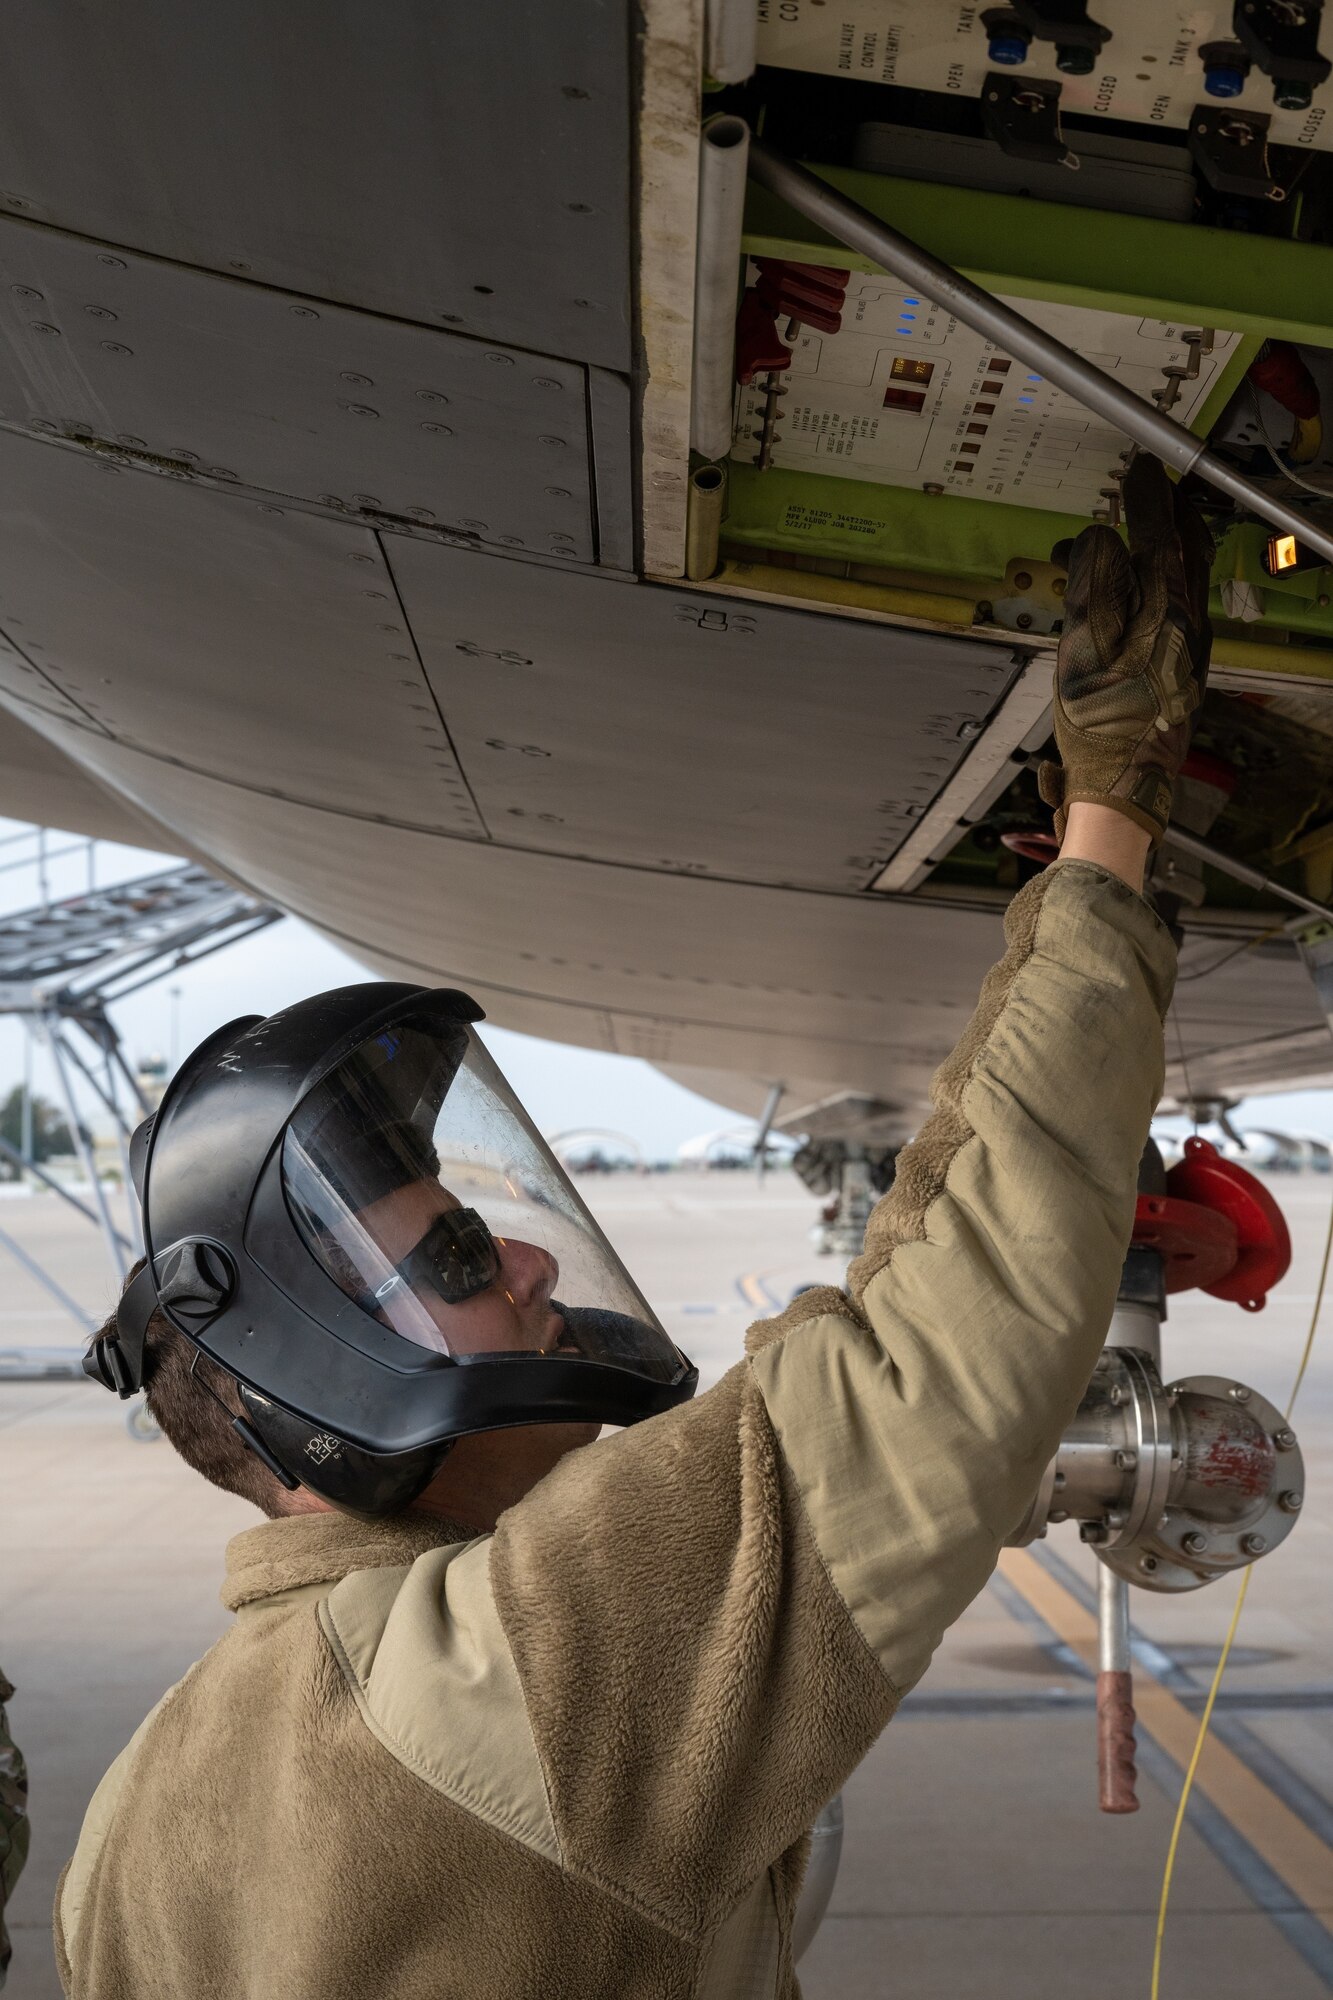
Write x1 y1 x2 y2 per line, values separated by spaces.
55 861 1174 1999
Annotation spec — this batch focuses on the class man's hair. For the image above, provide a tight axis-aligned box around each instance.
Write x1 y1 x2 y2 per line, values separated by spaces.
90 1260 290 1519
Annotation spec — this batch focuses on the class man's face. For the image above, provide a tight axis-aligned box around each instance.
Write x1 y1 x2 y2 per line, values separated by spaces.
353 1173 564 1357
351 1175 599 1527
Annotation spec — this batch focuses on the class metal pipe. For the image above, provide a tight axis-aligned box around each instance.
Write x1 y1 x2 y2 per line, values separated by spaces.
746 140 1333 569
684 463 727 579
1164 824 1333 927
691 115 750 462
1096 1563 1139 1813
705 0 757 85
1098 1560 1131 1676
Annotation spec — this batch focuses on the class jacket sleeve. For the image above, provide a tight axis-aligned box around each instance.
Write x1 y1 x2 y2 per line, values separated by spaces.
488 860 1175 1934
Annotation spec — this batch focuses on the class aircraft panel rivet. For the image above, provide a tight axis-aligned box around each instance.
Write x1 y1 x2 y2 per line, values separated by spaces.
32 323 61 337
340 371 373 386
535 378 562 389
98 254 127 268
1241 1533 1267 1555
84 305 117 320
1013 571 1033 589
485 353 514 366
289 303 318 316
11 285 42 300
420 421 452 435
540 436 568 447
342 403 379 418
417 390 449 403
545 486 571 498
100 342 132 355
1278 1491 1302 1513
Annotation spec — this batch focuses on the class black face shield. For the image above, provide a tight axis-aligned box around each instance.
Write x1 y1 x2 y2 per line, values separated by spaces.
86 984 696 1513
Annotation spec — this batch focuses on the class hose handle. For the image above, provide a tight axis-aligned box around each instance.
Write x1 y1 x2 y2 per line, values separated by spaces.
1097 1669 1140 1813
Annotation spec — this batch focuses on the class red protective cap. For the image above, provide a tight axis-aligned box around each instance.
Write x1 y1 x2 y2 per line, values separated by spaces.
1248 343 1321 422
1163 1136 1292 1311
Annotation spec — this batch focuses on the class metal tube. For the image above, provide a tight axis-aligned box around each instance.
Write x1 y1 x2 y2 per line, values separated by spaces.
746 140 1333 568
705 0 757 85
1165 825 1333 926
1098 1560 1131 1676
685 463 727 579
1096 1562 1139 1813
691 116 750 462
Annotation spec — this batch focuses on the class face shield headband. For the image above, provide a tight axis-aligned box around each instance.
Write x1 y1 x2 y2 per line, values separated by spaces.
85 986 696 1514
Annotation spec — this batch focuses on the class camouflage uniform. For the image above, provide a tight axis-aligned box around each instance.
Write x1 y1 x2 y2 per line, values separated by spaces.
0 1672 29 1989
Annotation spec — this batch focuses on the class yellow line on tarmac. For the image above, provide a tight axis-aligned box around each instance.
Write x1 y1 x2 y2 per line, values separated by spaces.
738 1271 771 1310
998 1547 1333 1923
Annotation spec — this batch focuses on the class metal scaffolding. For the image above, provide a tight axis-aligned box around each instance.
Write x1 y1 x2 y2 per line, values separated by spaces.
0 833 279 1393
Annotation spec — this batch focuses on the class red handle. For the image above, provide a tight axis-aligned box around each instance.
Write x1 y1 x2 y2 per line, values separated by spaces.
1097 1670 1140 1814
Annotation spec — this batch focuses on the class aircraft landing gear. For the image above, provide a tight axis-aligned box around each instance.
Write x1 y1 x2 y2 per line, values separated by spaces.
794 1140 897 1259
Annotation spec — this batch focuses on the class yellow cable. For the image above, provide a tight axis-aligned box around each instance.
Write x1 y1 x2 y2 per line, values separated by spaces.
1150 1179 1333 1999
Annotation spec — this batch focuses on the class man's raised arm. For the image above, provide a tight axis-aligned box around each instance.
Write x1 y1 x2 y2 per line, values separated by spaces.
479 456 1211 1936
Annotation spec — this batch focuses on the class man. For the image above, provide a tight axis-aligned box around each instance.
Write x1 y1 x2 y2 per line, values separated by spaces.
59 455 1208 1998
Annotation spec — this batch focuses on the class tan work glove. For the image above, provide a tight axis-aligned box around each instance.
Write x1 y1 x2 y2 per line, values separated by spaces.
1039 453 1214 846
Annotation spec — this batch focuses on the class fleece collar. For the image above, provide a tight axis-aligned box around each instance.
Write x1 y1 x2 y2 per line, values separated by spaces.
222 1510 475 1612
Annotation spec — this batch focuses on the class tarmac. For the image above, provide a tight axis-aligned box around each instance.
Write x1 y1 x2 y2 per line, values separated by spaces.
3 1168 1331 1998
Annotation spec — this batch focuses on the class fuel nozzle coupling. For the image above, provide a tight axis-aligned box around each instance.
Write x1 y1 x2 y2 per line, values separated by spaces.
1005 1137 1302 1811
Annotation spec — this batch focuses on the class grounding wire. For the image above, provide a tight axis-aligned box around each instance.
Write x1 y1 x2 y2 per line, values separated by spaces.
1150 1167 1333 1998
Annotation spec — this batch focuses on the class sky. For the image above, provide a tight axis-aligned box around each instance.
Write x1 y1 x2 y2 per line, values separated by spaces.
6 815 1333 1157
0 819 745 1159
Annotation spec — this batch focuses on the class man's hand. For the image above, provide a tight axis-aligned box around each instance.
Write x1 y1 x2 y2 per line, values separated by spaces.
1040 453 1214 847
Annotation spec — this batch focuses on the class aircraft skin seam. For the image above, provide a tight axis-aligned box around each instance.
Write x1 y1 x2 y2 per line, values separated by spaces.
0 707 1038 908
0 206 623 373
0 623 110 737
374 530 492 840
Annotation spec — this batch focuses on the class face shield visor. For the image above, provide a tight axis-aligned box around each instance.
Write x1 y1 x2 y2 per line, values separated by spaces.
281 1017 686 1388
